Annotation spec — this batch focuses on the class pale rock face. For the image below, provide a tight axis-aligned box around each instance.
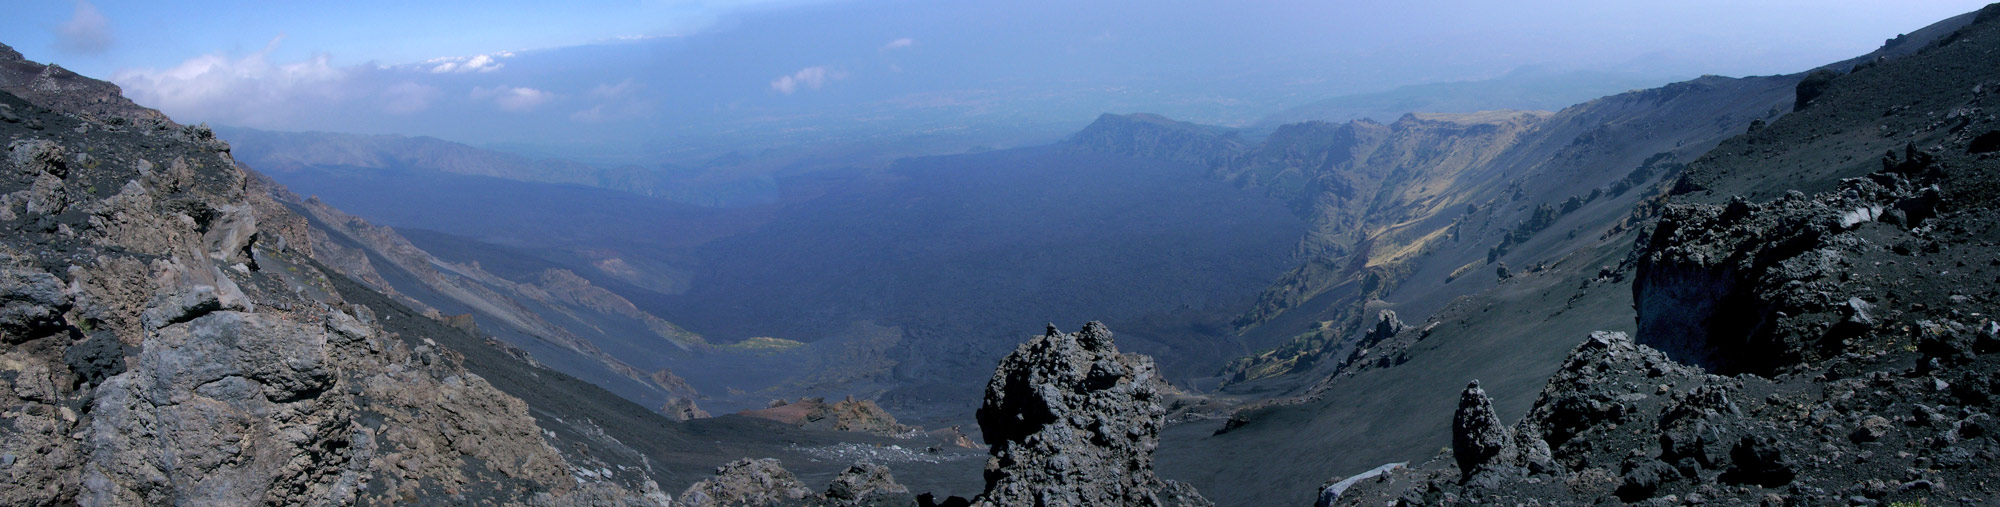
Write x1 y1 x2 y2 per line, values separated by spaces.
83 311 347 505
824 463 910 503
678 458 813 507
661 397 710 421
0 266 67 339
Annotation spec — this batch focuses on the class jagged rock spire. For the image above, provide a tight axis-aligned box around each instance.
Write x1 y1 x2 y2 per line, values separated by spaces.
1453 379 1517 482
972 322 1211 506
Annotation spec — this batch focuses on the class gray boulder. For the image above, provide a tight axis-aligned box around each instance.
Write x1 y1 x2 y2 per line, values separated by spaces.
972 322 1211 506
679 458 813 507
824 463 913 506
1452 379 1517 483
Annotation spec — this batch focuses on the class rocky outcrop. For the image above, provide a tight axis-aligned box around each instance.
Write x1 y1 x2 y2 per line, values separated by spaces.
267 176 705 404
738 396 911 437
652 368 709 421
1635 158 1945 375
971 322 1211 506
1063 113 1247 168
677 459 914 507
535 268 704 350
1336 309 1414 373
651 368 698 397
0 44 170 125
1340 316 2000 505
679 458 814 506
0 47 664 505
1793 68 1840 110
822 463 914 506
1450 380 1515 483
662 397 711 421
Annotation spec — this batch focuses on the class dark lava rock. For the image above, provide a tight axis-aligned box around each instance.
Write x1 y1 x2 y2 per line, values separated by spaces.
1616 459 1678 502
972 322 1211 506
1720 435 1796 488
1970 130 2000 154
1452 380 1515 480
1793 68 1840 111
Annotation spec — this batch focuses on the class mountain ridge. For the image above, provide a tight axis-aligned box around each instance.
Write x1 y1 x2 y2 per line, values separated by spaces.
1063 69 1797 387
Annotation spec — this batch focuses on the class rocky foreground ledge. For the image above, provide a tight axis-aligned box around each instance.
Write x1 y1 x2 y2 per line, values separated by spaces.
0 71 671 503
1328 160 2000 504
1326 90 2000 507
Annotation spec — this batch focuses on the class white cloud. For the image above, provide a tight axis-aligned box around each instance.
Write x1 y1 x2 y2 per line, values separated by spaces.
54 0 113 55
881 38 915 51
112 37 361 126
769 66 844 95
471 85 555 112
588 78 639 99
570 104 612 122
427 52 510 73
113 37 481 125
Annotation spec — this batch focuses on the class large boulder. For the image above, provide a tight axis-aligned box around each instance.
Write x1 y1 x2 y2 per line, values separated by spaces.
1451 380 1516 482
678 458 813 507
823 463 913 506
972 322 1211 506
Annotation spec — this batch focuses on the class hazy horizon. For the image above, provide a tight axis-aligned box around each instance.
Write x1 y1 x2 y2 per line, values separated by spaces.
5 0 1990 162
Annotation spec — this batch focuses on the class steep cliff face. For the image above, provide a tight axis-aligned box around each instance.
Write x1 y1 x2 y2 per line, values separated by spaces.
1225 111 1550 332
1233 80 1786 381
0 60 670 503
261 177 708 411
1067 66 1800 386
1227 78 1794 380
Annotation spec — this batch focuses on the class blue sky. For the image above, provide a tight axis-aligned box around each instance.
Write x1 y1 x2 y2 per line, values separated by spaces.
3 1 1992 161
5 0 840 78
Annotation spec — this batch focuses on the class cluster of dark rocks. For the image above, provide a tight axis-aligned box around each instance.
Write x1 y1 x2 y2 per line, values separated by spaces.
1340 315 1998 505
